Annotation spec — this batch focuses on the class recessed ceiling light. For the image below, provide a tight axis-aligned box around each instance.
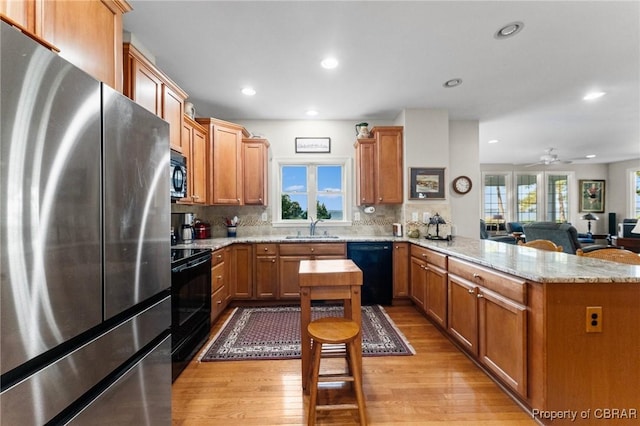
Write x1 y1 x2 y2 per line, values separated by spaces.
321 57 338 69
443 78 463 88
241 87 256 96
583 91 606 101
585 154 597 159
306 110 319 116
488 139 499 144
494 21 524 39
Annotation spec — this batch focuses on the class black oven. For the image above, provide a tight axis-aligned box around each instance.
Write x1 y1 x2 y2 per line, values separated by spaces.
171 248 211 382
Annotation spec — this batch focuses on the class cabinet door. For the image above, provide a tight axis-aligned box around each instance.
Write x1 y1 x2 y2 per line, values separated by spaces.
255 256 278 299
190 123 208 204
0 1 32 32
278 256 307 299
231 244 253 299
375 127 403 204
393 243 409 298
409 256 426 310
425 264 447 328
162 85 184 152
478 288 527 397
41 0 127 90
447 275 478 355
355 139 375 205
242 141 267 205
131 60 162 115
211 125 242 204
211 261 225 323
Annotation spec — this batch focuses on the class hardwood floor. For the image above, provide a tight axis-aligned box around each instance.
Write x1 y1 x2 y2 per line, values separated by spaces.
172 305 537 425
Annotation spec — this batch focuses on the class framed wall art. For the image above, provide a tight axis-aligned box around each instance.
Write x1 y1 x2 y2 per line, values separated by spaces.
295 137 331 153
579 179 605 213
410 167 445 199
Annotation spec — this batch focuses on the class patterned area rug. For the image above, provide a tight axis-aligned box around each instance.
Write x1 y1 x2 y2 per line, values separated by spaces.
199 305 415 361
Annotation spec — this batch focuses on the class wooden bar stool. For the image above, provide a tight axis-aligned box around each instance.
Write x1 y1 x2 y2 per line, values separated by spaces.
307 317 367 426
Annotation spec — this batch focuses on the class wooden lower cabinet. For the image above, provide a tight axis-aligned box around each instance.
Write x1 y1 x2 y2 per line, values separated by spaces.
425 262 447 328
409 256 427 310
447 257 527 398
231 244 253 299
278 243 346 299
392 242 409 299
255 244 278 299
210 249 226 324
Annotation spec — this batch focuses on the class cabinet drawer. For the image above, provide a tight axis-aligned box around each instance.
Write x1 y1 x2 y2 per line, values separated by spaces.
279 243 346 256
255 243 278 256
448 258 526 304
410 245 447 269
211 285 226 321
211 249 224 266
211 262 224 292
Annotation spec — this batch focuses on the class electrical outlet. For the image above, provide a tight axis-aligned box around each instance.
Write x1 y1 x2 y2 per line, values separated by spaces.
354 211 361 221
412 212 419 222
261 212 268 222
586 306 603 333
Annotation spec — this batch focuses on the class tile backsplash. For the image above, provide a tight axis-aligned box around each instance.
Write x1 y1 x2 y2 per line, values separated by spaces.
171 202 453 239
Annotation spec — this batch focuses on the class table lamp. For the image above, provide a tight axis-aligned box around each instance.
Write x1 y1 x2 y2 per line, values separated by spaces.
581 213 599 236
428 213 447 240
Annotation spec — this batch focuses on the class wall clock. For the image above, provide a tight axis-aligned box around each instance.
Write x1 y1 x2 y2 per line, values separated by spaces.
453 176 472 194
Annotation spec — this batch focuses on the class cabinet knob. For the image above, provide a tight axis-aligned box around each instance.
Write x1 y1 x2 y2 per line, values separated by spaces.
477 293 484 299
217 255 222 259
216 300 222 305
264 247 268 251
379 197 383 201
271 259 275 263
468 288 475 294
259 198 262 202
217 275 222 280
310 248 315 252
362 198 366 201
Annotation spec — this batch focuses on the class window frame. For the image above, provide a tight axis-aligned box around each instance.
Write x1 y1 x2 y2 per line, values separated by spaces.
481 170 575 224
272 157 352 228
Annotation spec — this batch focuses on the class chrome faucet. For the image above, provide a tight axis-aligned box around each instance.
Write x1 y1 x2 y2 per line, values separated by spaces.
309 217 323 236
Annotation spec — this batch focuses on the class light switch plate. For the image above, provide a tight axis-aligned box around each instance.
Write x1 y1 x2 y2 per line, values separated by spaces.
261 212 268 222
412 212 419 221
354 212 361 221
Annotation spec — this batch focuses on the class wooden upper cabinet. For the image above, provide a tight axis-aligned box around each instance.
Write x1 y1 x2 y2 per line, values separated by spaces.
242 138 269 206
182 116 208 205
1 0 131 91
373 126 403 204
354 138 376 205
354 126 403 205
196 118 247 205
123 43 187 151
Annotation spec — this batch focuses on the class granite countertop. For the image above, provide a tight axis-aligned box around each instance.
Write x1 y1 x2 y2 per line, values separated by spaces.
174 235 640 284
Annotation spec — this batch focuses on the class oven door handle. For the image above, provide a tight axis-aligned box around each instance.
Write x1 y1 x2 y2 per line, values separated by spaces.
171 255 211 274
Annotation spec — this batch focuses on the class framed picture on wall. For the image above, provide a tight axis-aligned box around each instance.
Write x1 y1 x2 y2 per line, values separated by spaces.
295 137 331 153
579 179 605 213
409 167 445 199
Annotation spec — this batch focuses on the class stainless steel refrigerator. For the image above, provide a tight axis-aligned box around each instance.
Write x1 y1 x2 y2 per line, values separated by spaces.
1 21 171 425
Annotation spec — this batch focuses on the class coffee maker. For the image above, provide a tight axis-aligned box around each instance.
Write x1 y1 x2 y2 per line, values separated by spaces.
179 213 194 244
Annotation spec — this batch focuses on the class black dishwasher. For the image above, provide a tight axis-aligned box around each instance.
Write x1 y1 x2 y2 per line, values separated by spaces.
347 242 393 305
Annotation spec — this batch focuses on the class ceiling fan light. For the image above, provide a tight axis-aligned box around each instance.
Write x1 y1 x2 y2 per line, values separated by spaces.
443 78 463 88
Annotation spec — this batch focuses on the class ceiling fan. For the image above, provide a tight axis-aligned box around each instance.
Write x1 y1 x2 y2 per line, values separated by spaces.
524 148 572 167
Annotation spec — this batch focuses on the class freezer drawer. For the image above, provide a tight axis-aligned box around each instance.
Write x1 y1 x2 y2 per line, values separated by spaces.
68 335 171 425
0 297 170 425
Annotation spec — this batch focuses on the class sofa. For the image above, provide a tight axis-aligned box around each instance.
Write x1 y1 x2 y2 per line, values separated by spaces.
522 222 603 254
480 220 517 244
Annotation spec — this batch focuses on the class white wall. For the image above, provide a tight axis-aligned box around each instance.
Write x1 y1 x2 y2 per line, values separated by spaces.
608 158 640 225
449 120 480 238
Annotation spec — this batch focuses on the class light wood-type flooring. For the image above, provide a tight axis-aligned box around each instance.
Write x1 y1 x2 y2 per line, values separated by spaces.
172 305 537 425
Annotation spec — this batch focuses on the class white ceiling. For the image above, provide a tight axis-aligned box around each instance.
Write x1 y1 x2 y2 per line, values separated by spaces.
123 1 640 165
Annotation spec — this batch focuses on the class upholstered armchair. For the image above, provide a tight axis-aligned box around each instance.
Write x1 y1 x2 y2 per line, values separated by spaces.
522 222 603 254
480 220 517 244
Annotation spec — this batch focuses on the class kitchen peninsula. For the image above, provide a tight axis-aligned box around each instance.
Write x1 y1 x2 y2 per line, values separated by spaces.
178 235 640 425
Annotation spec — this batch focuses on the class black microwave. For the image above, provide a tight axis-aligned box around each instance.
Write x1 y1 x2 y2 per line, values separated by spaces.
170 150 187 200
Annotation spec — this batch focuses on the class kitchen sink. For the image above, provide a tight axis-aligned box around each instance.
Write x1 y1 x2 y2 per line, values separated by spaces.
285 235 341 239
